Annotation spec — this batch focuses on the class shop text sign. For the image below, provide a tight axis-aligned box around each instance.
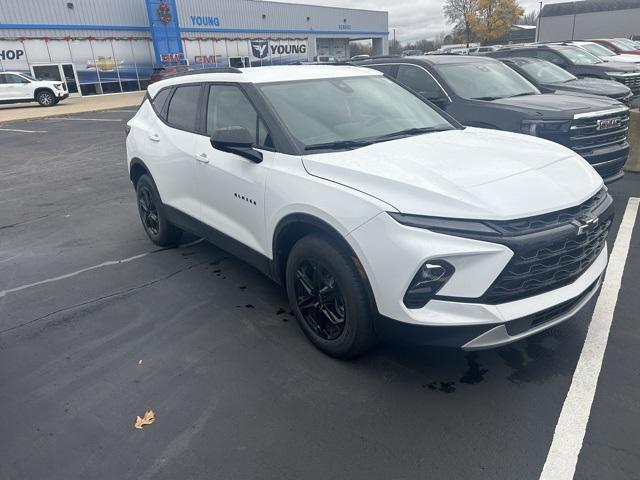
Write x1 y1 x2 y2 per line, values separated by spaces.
0 49 25 61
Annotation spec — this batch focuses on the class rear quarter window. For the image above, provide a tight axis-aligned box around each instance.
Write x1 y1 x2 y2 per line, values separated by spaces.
151 88 172 119
166 84 201 132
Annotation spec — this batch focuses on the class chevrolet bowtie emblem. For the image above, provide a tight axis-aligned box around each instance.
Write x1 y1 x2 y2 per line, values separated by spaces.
575 215 599 236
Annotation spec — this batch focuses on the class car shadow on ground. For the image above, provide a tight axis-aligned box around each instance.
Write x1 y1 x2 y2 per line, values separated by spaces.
182 232 589 396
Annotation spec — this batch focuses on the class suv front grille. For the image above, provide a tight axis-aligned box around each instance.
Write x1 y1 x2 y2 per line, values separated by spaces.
491 187 608 236
483 215 611 303
434 189 614 305
617 74 640 93
570 110 630 158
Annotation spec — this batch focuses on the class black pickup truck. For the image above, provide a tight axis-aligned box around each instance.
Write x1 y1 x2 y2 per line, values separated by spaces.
353 54 630 183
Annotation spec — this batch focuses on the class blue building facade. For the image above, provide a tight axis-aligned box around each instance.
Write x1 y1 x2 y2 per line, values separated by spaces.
0 0 388 95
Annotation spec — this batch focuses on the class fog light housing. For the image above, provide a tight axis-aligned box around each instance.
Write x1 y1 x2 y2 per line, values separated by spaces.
403 260 455 309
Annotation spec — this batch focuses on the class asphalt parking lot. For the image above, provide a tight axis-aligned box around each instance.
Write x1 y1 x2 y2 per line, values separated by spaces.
1 110 639 480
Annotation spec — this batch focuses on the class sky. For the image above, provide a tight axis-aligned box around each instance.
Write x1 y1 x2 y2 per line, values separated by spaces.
284 0 567 43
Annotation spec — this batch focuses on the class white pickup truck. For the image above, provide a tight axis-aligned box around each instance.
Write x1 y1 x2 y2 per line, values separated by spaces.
0 71 69 107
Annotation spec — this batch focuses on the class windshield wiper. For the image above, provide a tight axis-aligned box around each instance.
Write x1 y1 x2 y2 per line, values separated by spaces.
506 92 537 98
374 126 452 141
304 139 373 151
472 96 503 100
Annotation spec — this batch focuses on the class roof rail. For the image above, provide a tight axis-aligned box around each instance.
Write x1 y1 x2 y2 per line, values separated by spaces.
174 67 243 78
350 55 402 61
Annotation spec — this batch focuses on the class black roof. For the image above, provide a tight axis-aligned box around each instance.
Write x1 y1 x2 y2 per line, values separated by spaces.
500 56 543 64
541 0 640 17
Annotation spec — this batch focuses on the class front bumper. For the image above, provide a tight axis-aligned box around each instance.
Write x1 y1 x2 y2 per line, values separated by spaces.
349 202 610 349
375 272 602 350
56 92 69 101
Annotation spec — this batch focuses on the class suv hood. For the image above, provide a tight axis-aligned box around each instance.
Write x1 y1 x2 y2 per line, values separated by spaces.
589 61 640 72
302 128 602 220
603 54 640 63
548 78 631 96
488 92 622 116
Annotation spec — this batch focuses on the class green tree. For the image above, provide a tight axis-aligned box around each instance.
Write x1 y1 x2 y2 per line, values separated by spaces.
443 0 478 47
467 0 524 43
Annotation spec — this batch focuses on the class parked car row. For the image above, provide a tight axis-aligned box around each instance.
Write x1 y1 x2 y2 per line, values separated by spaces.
487 43 640 98
352 51 633 183
127 64 614 357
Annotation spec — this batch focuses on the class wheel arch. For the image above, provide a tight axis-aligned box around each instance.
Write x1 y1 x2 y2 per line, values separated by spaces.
272 213 379 313
33 87 55 100
129 157 151 187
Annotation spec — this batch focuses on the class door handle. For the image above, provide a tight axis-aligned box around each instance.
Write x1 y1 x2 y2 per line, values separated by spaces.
195 152 209 164
148 133 160 142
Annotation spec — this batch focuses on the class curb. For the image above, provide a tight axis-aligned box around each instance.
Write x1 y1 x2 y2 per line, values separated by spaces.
625 108 640 173
0 91 145 124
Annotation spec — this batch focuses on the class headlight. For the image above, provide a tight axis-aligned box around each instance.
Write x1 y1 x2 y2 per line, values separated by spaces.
388 212 501 236
54 83 63 90
520 119 571 136
404 260 455 309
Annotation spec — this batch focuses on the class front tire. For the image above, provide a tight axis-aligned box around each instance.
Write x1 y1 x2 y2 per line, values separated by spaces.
286 235 377 358
36 90 56 107
136 174 182 246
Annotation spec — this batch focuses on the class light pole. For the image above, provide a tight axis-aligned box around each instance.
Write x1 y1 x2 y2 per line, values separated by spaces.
392 28 397 53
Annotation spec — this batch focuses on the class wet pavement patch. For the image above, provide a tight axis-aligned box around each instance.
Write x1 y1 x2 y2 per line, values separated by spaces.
459 353 489 385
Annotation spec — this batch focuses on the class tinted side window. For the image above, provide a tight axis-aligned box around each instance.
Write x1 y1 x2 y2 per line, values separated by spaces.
396 65 443 98
5 74 28 84
0 74 6 84
368 64 398 76
166 85 201 131
535 50 566 66
206 85 273 149
152 88 171 119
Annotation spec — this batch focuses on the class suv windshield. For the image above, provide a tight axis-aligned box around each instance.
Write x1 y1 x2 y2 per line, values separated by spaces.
558 46 603 65
613 38 639 50
579 42 616 57
435 61 539 100
258 75 454 150
514 58 576 84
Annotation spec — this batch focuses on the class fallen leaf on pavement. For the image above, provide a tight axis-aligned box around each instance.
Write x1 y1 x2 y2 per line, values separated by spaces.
134 410 156 429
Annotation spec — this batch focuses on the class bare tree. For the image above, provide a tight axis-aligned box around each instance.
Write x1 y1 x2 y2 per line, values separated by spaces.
517 10 538 25
443 0 478 46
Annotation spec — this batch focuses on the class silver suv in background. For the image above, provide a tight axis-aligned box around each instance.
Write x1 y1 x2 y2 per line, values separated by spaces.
0 71 69 107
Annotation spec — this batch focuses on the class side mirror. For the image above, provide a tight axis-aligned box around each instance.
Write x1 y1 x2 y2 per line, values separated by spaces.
211 127 263 163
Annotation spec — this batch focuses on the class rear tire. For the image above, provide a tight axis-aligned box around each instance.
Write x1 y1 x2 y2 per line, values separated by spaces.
36 90 56 107
136 174 183 246
286 234 377 358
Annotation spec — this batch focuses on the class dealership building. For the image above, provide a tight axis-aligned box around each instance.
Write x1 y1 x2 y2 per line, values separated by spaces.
0 0 388 96
537 0 640 42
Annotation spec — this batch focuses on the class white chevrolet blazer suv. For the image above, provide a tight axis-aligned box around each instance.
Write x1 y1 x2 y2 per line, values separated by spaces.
126 65 612 358
0 72 69 106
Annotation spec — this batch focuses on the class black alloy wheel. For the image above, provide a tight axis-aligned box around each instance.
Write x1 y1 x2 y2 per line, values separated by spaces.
138 184 160 236
135 174 182 246
294 259 347 341
286 234 377 358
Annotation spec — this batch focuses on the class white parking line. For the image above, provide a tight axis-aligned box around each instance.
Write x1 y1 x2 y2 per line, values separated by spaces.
0 238 203 299
0 128 48 133
540 197 639 480
47 117 122 122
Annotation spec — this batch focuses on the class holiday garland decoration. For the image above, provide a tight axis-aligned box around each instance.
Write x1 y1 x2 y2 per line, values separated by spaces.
157 1 172 25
